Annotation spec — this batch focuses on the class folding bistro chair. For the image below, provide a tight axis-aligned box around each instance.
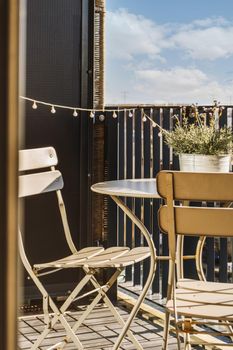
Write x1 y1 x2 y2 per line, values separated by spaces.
19 147 150 350
157 171 233 350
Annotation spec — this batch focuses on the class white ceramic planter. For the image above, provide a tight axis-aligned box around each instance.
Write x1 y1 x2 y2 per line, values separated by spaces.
179 153 231 172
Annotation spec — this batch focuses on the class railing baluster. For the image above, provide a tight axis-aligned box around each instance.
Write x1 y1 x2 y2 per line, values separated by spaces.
152 107 161 295
206 236 215 281
172 107 181 170
118 110 125 247
161 107 170 297
105 111 118 246
134 109 142 286
105 111 118 301
143 109 152 287
218 108 228 281
219 237 228 282
126 110 133 281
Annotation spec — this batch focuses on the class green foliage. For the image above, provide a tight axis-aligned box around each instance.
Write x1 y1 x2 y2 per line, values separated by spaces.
163 104 233 155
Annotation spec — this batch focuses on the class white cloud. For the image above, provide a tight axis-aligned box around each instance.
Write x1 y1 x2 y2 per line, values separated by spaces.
135 68 208 90
106 66 233 105
171 26 233 60
133 67 233 104
106 9 167 61
106 11 233 62
179 17 229 30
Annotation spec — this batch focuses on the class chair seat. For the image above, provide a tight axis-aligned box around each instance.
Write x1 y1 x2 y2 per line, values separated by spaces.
85 247 151 268
167 279 233 320
177 278 233 293
34 246 150 270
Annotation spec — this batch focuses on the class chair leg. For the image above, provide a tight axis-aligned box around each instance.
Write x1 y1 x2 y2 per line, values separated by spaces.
30 325 52 350
174 314 182 350
59 273 92 313
30 296 84 350
110 196 156 349
60 268 143 350
184 332 191 350
88 270 143 349
221 320 233 341
52 269 123 350
162 310 171 350
30 273 93 350
98 284 143 349
58 313 84 349
60 267 143 350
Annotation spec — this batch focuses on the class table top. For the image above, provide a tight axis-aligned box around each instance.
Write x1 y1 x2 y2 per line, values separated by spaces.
91 178 160 198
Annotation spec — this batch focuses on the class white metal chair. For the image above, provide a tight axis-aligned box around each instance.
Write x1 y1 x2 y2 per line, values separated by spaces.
157 170 233 350
19 146 151 350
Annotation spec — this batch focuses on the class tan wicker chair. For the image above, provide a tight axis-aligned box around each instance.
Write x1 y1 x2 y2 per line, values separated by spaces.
19 147 150 350
157 170 233 350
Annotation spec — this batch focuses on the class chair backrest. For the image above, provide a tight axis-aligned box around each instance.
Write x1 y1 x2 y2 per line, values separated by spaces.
157 171 233 259
19 146 58 171
19 147 78 261
19 147 63 198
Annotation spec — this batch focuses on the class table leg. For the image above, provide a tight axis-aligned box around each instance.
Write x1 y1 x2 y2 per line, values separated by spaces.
111 195 157 350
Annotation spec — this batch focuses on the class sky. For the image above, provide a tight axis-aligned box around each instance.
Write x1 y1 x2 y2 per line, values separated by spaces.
105 0 233 105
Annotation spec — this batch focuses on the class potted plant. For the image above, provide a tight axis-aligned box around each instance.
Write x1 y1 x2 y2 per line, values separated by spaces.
162 102 233 172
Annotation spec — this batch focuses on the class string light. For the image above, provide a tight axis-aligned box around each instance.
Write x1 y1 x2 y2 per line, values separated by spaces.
89 111 95 119
73 109 78 117
20 96 137 114
128 111 133 118
142 114 147 122
112 111 118 118
32 101 38 109
51 105 56 114
20 96 163 130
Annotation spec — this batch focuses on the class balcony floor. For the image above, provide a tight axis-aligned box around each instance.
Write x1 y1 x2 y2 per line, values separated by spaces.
18 303 178 349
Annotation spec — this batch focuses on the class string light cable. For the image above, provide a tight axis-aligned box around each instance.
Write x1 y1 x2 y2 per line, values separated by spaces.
20 96 136 120
20 96 167 132
20 96 222 133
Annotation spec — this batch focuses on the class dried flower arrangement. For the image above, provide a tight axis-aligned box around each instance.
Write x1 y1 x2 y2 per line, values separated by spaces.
162 101 233 156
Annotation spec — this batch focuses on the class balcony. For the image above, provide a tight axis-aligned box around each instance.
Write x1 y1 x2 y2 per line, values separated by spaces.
17 104 233 350
1 1 233 349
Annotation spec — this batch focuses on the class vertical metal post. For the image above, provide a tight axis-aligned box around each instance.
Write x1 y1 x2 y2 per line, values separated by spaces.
143 109 151 286
126 111 133 281
161 108 170 297
134 109 142 286
152 108 161 294
219 108 228 282
118 111 125 246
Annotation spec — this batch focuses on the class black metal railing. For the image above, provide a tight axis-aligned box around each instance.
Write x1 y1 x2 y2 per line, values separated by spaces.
102 104 233 300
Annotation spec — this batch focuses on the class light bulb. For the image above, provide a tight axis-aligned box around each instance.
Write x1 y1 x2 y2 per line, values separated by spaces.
112 111 117 118
32 101 37 109
51 106 56 114
128 111 133 118
73 109 78 117
90 111 95 118
142 115 147 122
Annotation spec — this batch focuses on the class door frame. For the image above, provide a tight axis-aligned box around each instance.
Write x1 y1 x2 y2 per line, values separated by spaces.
0 0 19 349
